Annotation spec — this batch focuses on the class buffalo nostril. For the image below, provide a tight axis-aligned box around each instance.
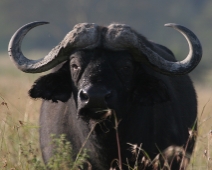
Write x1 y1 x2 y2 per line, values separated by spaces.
80 90 89 101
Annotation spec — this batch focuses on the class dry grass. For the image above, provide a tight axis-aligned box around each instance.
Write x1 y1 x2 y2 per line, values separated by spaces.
0 52 43 169
0 52 212 169
187 85 212 169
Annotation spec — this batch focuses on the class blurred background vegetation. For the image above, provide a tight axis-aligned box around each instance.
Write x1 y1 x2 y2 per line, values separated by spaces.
0 0 212 169
0 0 211 82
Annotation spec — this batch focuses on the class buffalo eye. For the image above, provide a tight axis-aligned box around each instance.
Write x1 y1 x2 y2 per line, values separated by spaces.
70 62 82 80
71 64 80 71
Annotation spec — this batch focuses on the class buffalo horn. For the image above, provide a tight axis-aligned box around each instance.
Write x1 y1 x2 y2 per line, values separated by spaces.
104 23 202 75
8 21 100 73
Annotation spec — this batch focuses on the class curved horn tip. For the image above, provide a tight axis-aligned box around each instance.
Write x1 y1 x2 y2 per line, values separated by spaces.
164 23 178 28
27 21 50 25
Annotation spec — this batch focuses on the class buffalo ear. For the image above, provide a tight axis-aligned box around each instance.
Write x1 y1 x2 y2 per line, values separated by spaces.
29 62 72 102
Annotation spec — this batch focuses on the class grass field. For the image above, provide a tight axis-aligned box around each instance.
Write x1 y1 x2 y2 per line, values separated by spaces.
0 52 212 169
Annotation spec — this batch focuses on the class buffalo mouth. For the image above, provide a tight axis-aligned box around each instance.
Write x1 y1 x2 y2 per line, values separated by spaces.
78 108 113 121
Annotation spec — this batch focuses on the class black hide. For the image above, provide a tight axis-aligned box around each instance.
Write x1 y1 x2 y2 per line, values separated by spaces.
29 47 197 170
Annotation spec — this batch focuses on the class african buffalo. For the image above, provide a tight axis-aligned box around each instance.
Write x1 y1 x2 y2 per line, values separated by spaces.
8 21 202 170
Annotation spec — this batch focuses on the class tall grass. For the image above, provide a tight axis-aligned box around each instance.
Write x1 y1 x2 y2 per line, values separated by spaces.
0 52 43 169
0 52 212 169
187 85 212 169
